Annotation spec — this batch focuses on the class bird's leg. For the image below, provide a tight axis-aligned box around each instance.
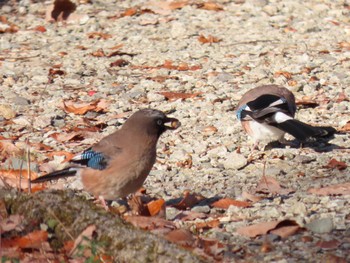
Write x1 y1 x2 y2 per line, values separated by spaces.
93 195 109 211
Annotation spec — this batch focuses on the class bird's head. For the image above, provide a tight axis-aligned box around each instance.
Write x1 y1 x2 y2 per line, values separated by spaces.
124 109 181 137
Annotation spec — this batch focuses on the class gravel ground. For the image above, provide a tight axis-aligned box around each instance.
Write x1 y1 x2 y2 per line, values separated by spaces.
1 0 350 262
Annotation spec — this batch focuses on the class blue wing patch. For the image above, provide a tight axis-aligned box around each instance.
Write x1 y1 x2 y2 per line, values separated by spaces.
71 149 108 170
236 105 247 120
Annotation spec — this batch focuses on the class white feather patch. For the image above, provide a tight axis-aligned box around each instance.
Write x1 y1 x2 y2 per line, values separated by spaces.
273 112 293 123
269 98 286 107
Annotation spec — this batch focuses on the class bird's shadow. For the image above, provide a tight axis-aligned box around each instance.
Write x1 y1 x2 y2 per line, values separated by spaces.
266 133 349 153
166 195 222 207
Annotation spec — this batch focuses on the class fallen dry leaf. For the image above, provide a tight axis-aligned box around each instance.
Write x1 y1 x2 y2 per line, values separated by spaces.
270 225 300 238
174 211 208 221
121 7 138 17
90 49 106 57
308 182 350 196
296 96 320 108
274 71 293 80
159 91 203 101
2 230 48 249
46 151 75 162
242 191 264 202
124 215 176 230
316 239 341 249
33 25 47 33
164 229 195 247
110 59 129 67
145 1 188 15
172 191 205 210
0 16 19 33
255 176 295 195
196 2 223 11
195 219 220 230
50 131 85 142
237 220 300 238
61 99 109 115
147 199 165 216
323 158 347 170
339 121 350 132
0 215 23 234
211 198 251 209
198 34 221 44
87 32 112 40
0 169 38 189
0 140 23 156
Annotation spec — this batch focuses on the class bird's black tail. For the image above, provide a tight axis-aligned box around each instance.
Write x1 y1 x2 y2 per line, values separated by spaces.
275 119 336 141
31 168 78 183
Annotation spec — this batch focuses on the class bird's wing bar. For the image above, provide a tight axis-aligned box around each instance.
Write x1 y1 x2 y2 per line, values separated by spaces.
71 148 109 170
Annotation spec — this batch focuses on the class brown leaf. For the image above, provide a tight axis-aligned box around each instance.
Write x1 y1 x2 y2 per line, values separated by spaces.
255 176 295 195
242 191 263 202
195 219 220 230
296 96 320 108
0 16 19 33
270 225 300 238
46 151 75 162
147 199 165 216
110 59 129 67
62 100 96 115
339 121 350 132
211 198 251 209
0 215 23 234
274 71 293 79
0 170 38 189
316 239 341 249
2 230 48 249
50 131 85 142
308 182 350 196
198 35 221 44
90 49 106 57
121 8 138 17
49 68 65 77
51 0 77 21
338 41 350 50
237 220 299 238
61 99 108 115
34 25 47 32
145 1 188 15
174 211 208 221
124 215 176 230
323 158 347 170
196 2 223 11
0 140 23 156
87 32 112 40
164 229 195 247
159 91 203 101
172 191 205 210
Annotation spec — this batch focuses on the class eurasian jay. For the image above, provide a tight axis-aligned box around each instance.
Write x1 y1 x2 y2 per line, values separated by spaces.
31 109 181 200
236 85 336 148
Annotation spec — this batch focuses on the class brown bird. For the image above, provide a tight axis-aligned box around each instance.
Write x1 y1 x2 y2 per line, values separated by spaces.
236 85 335 149
31 109 181 200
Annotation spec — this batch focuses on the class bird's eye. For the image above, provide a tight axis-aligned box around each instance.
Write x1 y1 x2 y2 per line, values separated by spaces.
157 119 163 126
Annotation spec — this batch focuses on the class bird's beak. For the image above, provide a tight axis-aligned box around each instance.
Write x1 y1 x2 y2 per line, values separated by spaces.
164 117 181 130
